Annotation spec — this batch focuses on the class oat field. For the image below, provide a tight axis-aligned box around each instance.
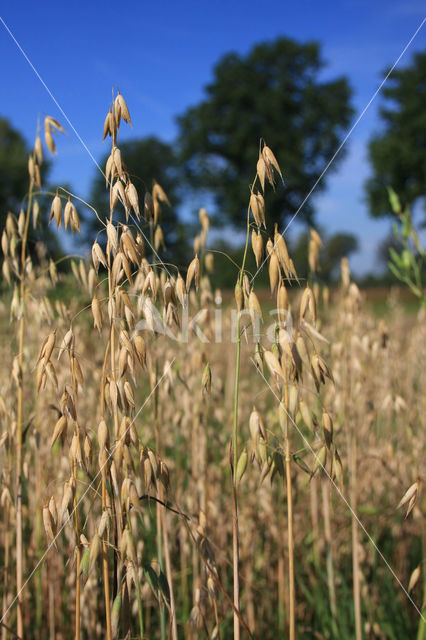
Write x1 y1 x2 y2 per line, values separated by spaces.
0 93 424 640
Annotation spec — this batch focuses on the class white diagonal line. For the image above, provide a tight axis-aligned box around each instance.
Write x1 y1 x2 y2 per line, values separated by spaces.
252 359 426 622
0 15 173 282
0 358 175 625
250 17 426 286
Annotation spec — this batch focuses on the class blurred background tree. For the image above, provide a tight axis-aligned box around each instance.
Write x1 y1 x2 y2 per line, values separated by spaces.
177 37 353 233
365 51 426 221
0 118 33 227
0 118 62 262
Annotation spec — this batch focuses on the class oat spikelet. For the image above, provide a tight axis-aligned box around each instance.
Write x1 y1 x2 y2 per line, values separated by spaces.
38 330 56 363
34 133 43 164
397 482 419 518
44 116 66 154
91 295 102 332
115 91 132 126
50 192 62 228
107 222 118 254
322 408 333 449
248 290 263 325
251 229 264 267
103 108 115 140
89 533 101 572
126 182 140 217
264 350 285 382
43 503 57 547
186 255 200 291
201 362 212 396
262 145 283 184
256 156 266 192
268 251 280 295
249 191 266 228
152 181 170 207
408 565 421 593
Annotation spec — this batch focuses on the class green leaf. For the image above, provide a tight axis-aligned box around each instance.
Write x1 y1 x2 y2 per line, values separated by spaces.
388 261 402 281
79 548 90 577
293 454 311 475
388 247 402 268
158 571 170 605
387 186 401 214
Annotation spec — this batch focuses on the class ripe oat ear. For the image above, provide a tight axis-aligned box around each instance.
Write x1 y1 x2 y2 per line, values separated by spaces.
256 156 266 192
186 255 200 291
44 115 66 154
262 145 283 184
115 91 132 126
396 482 419 518
407 565 421 593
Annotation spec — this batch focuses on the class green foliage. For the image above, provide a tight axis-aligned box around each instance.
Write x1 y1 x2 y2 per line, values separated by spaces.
386 187 425 306
0 118 30 224
365 51 426 219
177 38 353 232
0 118 63 261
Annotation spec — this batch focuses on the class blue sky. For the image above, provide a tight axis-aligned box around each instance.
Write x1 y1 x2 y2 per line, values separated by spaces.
0 1 425 275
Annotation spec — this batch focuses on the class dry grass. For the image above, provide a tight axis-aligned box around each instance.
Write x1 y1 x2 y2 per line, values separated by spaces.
0 93 424 640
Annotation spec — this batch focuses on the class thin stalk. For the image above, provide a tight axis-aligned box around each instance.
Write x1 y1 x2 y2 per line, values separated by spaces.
1 506 10 640
277 496 286 635
2 438 13 640
73 456 81 640
342 299 362 640
280 382 296 640
284 429 295 640
231 481 240 640
101 476 112 640
321 479 338 636
246 562 256 635
344 323 362 640
231 204 251 640
35 426 43 637
100 256 116 640
157 505 166 640
16 180 34 639
153 373 166 640
350 431 362 640
161 507 178 640
48 581 55 640
309 476 320 570
416 513 426 640
179 528 190 626
127 515 144 638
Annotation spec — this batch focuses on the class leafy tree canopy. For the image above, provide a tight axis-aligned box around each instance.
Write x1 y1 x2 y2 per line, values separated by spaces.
0 118 62 261
0 118 32 226
365 51 426 220
177 38 353 232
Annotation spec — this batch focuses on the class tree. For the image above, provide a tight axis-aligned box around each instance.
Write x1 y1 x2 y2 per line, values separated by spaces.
177 38 353 232
0 118 62 262
88 136 190 268
0 118 32 227
365 51 426 220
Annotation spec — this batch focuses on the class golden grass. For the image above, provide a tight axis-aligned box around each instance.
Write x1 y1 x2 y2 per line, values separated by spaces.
0 93 424 640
